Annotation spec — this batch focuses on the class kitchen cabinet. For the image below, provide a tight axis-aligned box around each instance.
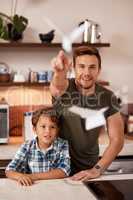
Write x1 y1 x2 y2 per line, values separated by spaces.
0 160 10 178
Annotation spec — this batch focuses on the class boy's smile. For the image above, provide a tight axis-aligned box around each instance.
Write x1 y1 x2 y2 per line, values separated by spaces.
33 116 59 150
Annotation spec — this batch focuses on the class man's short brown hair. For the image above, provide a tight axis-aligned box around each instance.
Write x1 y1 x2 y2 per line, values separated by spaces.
73 46 101 69
32 107 60 127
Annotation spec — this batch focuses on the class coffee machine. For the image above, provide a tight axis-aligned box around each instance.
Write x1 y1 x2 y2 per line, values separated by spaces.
0 98 9 143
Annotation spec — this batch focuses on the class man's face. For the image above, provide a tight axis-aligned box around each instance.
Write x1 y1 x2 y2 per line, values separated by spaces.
75 55 101 90
33 115 58 149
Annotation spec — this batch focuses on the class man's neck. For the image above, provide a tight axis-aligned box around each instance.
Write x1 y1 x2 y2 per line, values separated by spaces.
76 82 96 96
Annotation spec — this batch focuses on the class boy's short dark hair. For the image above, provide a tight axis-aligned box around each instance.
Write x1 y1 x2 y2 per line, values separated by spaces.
32 107 60 127
73 46 101 69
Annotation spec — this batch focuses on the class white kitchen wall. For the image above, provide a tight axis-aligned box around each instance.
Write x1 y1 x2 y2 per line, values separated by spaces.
0 0 133 102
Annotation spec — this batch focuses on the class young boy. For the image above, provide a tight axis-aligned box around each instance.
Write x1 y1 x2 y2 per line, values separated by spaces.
6 107 70 186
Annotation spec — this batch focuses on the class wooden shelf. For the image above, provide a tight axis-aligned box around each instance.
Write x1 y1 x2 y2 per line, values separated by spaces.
0 80 109 87
0 42 110 48
0 82 50 87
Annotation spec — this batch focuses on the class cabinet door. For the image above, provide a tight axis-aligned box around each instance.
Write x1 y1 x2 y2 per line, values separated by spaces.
0 160 11 178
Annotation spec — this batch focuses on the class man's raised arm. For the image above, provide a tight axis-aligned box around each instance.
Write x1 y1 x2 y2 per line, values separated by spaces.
50 50 72 97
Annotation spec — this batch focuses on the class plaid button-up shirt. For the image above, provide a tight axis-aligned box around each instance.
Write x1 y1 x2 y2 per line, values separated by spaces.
6 137 70 176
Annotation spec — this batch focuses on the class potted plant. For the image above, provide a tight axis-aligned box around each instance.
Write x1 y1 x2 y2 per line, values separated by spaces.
0 0 28 41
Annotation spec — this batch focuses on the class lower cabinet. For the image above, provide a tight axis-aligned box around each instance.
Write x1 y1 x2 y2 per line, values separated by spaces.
0 160 11 178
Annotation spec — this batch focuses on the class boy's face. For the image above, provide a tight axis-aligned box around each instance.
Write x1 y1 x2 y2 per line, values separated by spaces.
33 115 59 149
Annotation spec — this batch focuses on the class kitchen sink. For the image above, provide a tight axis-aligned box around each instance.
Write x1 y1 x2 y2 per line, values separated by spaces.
104 156 133 175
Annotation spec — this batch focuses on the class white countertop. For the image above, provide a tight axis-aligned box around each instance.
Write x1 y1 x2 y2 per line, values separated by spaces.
0 178 97 200
1 174 133 200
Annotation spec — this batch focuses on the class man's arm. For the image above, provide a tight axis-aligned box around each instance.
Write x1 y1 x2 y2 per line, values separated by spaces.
71 112 124 181
50 50 71 97
96 112 124 171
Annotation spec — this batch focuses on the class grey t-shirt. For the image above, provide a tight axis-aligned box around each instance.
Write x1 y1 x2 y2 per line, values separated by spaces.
52 79 120 174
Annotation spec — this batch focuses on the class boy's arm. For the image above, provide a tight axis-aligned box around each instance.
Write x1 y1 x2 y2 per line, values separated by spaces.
6 170 24 180
6 170 33 186
5 142 30 177
29 169 67 181
50 50 71 97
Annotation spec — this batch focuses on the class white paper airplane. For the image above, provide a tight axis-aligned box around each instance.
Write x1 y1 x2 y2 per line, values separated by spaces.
62 21 91 53
68 106 108 130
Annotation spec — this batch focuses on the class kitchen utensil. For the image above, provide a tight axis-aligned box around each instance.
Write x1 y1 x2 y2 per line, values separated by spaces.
78 20 101 43
90 23 101 43
0 62 11 82
0 62 9 74
39 30 55 43
0 74 10 82
37 71 47 83
29 70 38 82
13 71 25 82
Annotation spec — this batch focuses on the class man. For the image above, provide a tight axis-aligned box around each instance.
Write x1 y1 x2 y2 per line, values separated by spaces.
50 46 124 181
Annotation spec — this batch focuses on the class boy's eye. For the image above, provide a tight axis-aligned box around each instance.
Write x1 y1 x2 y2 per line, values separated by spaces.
40 125 56 129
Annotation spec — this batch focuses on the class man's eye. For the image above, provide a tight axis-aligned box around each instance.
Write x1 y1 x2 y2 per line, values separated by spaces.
41 125 46 128
90 66 96 70
78 65 85 69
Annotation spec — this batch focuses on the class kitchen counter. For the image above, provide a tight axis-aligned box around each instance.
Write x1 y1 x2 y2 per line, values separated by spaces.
0 137 23 160
1 174 133 200
0 178 97 200
0 132 133 160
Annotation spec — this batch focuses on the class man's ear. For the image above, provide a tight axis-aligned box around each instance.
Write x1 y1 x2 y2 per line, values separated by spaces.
97 67 101 76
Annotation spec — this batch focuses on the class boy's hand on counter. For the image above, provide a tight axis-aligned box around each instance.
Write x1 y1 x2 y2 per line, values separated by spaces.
70 167 101 182
18 174 34 186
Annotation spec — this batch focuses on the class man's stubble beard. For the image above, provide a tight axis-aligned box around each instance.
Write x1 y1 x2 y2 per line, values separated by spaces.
75 79 95 91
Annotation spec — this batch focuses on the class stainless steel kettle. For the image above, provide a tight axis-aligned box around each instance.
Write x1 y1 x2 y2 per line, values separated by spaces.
90 23 101 43
79 20 101 43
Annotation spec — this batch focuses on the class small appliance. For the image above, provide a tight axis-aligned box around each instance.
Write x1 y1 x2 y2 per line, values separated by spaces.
0 99 9 143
